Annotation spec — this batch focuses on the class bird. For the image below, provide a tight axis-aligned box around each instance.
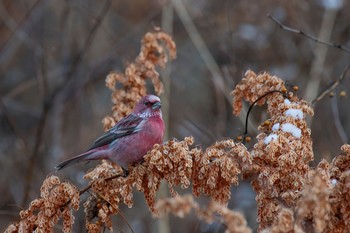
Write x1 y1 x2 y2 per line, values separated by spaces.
55 95 165 171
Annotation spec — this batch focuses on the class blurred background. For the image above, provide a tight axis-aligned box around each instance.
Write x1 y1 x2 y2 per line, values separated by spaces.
1 0 349 232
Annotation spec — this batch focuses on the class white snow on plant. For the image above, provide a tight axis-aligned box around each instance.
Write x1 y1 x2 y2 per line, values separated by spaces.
284 109 304 119
272 123 280 131
264 134 278 144
281 123 302 138
284 99 291 105
331 179 337 186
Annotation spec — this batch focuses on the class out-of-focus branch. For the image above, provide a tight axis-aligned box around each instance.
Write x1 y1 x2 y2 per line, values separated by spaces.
312 64 350 104
269 10 341 125
171 0 258 135
304 8 340 105
331 96 348 144
0 99 27 150
160 2 174 141
157 3 174 233
21 0 113 206
268 14 350 54
0 0 43 56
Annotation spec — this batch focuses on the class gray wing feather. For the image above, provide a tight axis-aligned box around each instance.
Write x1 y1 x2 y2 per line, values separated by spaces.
88 114 143 150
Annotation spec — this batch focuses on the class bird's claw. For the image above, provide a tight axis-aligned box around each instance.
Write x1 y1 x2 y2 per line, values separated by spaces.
122 167 129 177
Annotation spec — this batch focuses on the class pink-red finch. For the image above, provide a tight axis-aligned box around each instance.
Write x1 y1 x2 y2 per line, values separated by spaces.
55 95 164 171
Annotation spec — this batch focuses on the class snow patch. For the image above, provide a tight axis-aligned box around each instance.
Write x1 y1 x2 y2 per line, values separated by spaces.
264 134 279 144
281 123 302 138
284 99 291 105
284 109 304 120
272 123 280 131
331 179 337 186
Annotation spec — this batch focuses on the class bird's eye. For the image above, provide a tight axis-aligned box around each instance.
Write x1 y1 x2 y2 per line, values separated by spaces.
144 101 151 106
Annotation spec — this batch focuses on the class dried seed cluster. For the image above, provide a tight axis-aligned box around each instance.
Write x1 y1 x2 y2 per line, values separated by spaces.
83 161 125 231
103 30 176 129
156 194 252 233
5 176 79 233
84 137 249 219
192 140 251 204
233 70 350 233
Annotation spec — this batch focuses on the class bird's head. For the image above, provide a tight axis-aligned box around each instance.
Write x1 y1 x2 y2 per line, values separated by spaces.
134 95 162 118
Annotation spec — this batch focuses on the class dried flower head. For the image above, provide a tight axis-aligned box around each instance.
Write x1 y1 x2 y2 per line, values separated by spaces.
329 144 350 179
103 31 176 127
324 144 350 232
83 160 126 231
232 70 314 230
263 208 305 233
156 194 252 233
192 140 251 204
231 71 350 233
5 176 79 233
296 173 331 232
156 194 196 218
129 137 194 211
231 70 287 116
82 135 253 229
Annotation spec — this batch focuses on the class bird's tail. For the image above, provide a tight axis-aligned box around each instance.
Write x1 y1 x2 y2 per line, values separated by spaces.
55 151 93 171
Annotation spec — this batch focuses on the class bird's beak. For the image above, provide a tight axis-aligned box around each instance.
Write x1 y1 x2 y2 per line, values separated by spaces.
152 101 161 110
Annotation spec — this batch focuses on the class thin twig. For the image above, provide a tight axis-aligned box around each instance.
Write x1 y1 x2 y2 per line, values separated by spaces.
268 14 350 53
243 90 285 144
76 172 133 232
57 172 134 231
79 183 93 196
79 170 128 196
312 64 350 104
62 172 127 206
117 209 135 233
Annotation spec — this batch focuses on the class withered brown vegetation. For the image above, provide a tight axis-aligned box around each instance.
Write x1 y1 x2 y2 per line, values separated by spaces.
5 176 79 232
5 31 350 233
103 30 176 126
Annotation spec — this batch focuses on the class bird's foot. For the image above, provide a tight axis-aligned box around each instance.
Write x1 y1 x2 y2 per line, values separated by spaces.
122 167 129 177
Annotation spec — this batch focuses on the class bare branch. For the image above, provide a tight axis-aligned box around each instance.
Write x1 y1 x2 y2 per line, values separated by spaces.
268 14 350 54
312 64 350 104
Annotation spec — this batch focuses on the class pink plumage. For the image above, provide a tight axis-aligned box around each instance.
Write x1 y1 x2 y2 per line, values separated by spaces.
55 95 165 170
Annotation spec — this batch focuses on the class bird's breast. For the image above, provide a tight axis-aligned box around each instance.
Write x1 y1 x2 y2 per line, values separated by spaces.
141 116 165 144
108 115 164 167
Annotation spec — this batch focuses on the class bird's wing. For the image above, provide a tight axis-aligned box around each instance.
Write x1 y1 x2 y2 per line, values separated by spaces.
88 113 144 150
